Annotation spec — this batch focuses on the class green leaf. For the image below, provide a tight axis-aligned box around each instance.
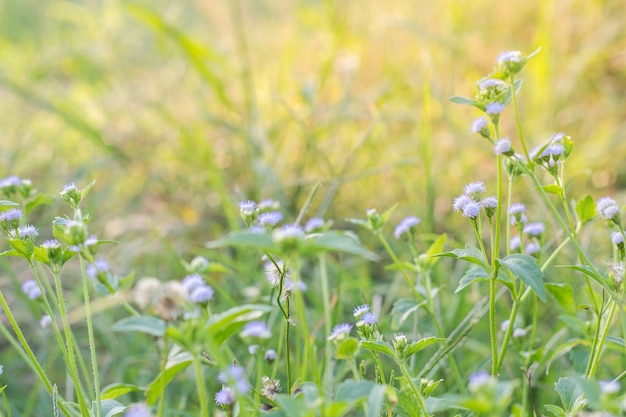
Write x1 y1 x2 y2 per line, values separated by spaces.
554 377 583 413
273 394 307 417
206 231 275 252
391 298 427 327
101 383 143 400
367 384 388 417
435 244 486 268
572 377 601 409
145 350 193 406
499 254 546 302
336 337 360 359
24 193 55 216
545 283 576 314
205 304 273 345
360 341 395 357
405 337 446 358
541 184 563 196
456 267 489 293
557 265 612 292
5 238 35 260
336 380 377 402
449 96 478 106
305 231 379 260
419 234 447 269
543 404 567 417
111 316 166 337
575 195 597 224
0 200 19 207
96 399 126 417
80 179 97 200
606 335 625 347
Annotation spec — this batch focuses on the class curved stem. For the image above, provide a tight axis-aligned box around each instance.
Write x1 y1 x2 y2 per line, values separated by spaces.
79 256 101 417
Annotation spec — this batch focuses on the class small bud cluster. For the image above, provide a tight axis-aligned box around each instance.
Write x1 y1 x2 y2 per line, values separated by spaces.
529 133 572 175
0 175 32 199
353 304 379 340
181 274 214 304
509 206 543 256
393 216 421 240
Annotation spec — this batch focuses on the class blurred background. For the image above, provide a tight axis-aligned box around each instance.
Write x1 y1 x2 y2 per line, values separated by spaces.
0 0 625 273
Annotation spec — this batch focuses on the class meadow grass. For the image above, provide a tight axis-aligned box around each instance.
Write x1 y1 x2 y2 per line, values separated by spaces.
0 0 625 416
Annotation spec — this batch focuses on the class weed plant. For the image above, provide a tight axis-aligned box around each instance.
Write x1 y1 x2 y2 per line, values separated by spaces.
0 49 625 417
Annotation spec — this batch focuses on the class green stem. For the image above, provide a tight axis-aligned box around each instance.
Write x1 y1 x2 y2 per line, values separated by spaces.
510 75 530 162
586 300 617 378
156 331 169 417
192 353 209 417
496 286 520 371
489 153 504 375
1 389 10 417
319 255 334 393
398 361 427 416
79 256 101 417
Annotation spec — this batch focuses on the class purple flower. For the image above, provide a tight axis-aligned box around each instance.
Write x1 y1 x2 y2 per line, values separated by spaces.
190 285 214 303
182 274 205 293
471 117 488 134
596 197 617 213
61 183 77 194
353 304 371 318
510 235 521 251
215 388 235 406
597 197 620 220
304 217 325 233
468 370 491 391
21 279 41 300
525 242 540 255
462 201 481 219
481 196 498 209
272 224 304 242
40 314 52 328
0 176 21 189
258 198 279 211
124 403 153 417
498 50 522 64
611 232 624 245
258 211 283 227
8 225 38 240
86 259 109 280
393 216 421 239
509 203 526 214
479 79 506 90
464 181 486 195
240 321 271 339
41 239 61 249
494 138 512 155
359 312 377 325
0 208 23 222
523 222 545 237
485 102 505 115
328 323 352 341
265 349 277 362
453 195 472 212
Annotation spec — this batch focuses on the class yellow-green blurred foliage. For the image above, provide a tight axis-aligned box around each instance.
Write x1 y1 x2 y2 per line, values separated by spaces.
0 0 624 264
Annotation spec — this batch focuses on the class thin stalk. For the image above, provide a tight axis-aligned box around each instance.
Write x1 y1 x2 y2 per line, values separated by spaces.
398 361 427 416
1 388 10 417
496 285 520 371
192 354 209 417
510 75 530 161
156 331 169 417
586 300 617 378
319 255 334 393
79 256 101 417
490 153 504 375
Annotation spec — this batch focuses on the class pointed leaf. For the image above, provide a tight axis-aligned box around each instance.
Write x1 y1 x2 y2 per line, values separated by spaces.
360 341 395 357
435 244 486 268
391 298 427 327
205 304 273 345
456 267 489 293
97 399 126 417
205 231 275 251
499 254 546 301
541 184 563 196
543 404 567 417
449 96 478 106
24 193 55 216
420 234 447 268
101 383 143 401
545 283 576 314
405 337 446 358
554 377 583 413
0 200 19 207
335 380 376 402
575 195 597 224
145 350 194 406
305 231 379 260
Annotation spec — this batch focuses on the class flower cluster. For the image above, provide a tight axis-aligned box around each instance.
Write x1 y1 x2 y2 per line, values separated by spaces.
393 216 421 240
215 365 249 409
181 274 215 304
529 132 572 175
453 181 497 220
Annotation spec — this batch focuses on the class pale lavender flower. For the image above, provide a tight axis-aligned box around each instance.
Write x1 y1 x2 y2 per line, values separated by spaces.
84 235 98 247
241 321 271 339
190 285 214 303
0 208 23 222
304 217 325 233
353 304 371 318
41 239 61 249
0 176 20 189
453 195 472 212
469 370 491 391
328 323 352 341
264 260 289 287
0 364 3 375
464 181 486 195
22 279 41 300
597 197 621 220
525 242 540 255
124 403 153 417
540 143 565 158
498 50 522 64
462 201 481 219
393 216 420 239
471 117 489 134
485 102 505 115
272 224 304 242
61 183 77 194
8 225 38 239
599 380 620 395
182 274 205 293
258 198 279 211
513 328 528 338
510 235 521 251
523 222 545 237
258 211 283 227
481 197 498 209
596 197 617 213
265 349 277 362
494 138 512 155
359 312 377 325
215 388 235 406
479 79 506 90
86 259 109 280
510 203 526 214
602 205 621 221
611 232 624 245
40 314 52 328
239 200 256 213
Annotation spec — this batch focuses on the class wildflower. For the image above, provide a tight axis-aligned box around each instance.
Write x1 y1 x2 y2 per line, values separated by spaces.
190 285 214 303
610 262 624 287
86 259 109 280
258 198 280 211
241 321 271 339
479 78 506 91
0 176 22 195
264 260 290 288
219 365 249 394
0 364 3 375
523 222 545 237
40 314 52 328
392 333 409 358
353 304 371 319
453 195 472 212
304 217 326 233
272 224 304 252
513 328 527 338
21 279 41 300
42 239 61 250
189 256 210 274
182 274 205 293
462 201 481 219
8 225 38 240
500 320 511 332
214 388 235 407
261 376 281 400
60 182 83 208
328 323 352 341
498 50 522 65
248 344 259 355
510 236 521 251
599 380 620 395
0 208 22 223
494 138 513 156
464 181 486 196
64 220 88 246
124 404 153 417
393 216 421 240
265 349 277 363
258 211 283 227
597 197 621 223
481 196 498 218
525 242 540 255
510 203 527 225
239 200 258 224
485 102 505 115
611 231 624 245
468 370 491 391
359 312 377 326
471 117 490 138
